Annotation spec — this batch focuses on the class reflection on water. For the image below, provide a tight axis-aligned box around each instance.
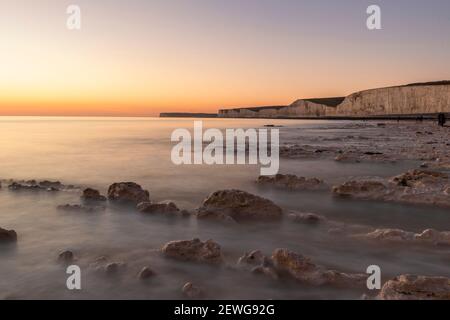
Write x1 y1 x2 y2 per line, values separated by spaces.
0 117 449 299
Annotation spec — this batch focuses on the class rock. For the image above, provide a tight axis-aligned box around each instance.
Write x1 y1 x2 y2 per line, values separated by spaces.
413 229 450 246
288 212 326 225
39 180 63 189
271 248 366 288
7 180 65 192
161 238 223 265
8 182 42 191
0 228 17 244
137 201 180 215
332 180 387 198
57 204 105 213
182 282 204 299
444 187 450 195
138 266 156 279
256 174 326 191
333 170 450 208
237 250 278 279
362 229 415 242
237 250 266 268
355 228 450 246
81 188 106 202
58 250 74 263
197 190 283 222
378 275 450 300
105 262 126 275
390 170 448 188
107 182 150 205
271 248 325 285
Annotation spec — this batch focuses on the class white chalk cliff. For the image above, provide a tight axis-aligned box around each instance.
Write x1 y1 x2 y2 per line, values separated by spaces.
218 82 450 118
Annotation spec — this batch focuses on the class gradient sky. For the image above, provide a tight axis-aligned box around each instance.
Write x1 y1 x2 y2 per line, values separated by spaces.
1 0 450 116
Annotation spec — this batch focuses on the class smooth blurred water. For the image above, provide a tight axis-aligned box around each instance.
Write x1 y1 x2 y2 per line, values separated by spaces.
0 117 448 299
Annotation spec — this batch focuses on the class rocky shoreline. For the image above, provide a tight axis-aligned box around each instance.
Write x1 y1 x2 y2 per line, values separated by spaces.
1 121 449 300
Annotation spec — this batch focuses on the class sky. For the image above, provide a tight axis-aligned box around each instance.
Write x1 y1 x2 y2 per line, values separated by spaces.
0 0 449 116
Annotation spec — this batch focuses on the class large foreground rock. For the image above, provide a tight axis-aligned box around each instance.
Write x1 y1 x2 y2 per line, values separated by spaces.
107 182 150 205
378 275 450 300
197 190 283 222
161 238 223 265
0 228 17 244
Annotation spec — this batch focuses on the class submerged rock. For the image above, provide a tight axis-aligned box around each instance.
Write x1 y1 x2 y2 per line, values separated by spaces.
256 174 326 191
288 212 326 225
237 250 266 268
196 189 283 222
237 250 278 279
361 229 414 242
81 188 106 202
161 238 223 265
105 262 127 275
378 275 450 300
107 182 150 205
137 201 180 215
0 228 17 244
332 180 387 198
182 282 204 299
356 228 450 246
57 204 105 213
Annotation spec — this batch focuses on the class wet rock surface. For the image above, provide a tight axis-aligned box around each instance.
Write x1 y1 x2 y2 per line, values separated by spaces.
137 201 181 215
378 275 450 300
161 238 223 265
333 170 450 207
271 248 367 288
3 179 77 192
196 189 283 222
280 122 450 164
256 174 327 191
81 188 106 202
355 228 450 246
107 182 150 205
237 248 368 288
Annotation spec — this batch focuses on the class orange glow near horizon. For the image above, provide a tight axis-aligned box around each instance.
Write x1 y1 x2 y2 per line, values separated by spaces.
1 0 450 116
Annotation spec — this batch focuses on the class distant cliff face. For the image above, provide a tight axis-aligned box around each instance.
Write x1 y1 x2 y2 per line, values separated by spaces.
331 84 450 116
218 83 450 118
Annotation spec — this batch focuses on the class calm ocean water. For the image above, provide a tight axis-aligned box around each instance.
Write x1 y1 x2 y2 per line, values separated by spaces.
0 117 449 299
